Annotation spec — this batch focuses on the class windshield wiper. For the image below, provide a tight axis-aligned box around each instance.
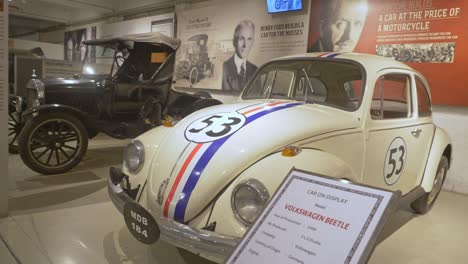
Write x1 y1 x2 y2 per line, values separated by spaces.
302 68 315 103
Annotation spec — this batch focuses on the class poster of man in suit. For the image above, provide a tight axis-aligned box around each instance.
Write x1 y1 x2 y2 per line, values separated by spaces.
222 20 258 92
173 0 308 92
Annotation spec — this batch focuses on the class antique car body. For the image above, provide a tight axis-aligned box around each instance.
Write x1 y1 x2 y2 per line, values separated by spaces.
10 32 221 174
108 53 452 263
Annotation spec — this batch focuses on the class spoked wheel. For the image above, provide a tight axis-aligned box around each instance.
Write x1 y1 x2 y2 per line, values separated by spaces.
189 67 199 86
19 112 88 175
8 105 22 154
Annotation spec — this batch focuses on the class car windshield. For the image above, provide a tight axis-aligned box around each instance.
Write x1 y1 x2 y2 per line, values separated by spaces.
81 45 117 78
242 59 365 111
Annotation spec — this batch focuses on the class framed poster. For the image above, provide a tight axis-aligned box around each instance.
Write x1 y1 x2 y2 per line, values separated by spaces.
174 0 309 91
64 28 87 62
227 169 399 264
307 0 468 106
151 18 174 37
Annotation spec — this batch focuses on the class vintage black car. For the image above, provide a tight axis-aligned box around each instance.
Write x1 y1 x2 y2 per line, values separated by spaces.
9 32 221 175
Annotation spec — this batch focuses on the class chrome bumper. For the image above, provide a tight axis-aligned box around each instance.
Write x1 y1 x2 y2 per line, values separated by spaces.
107 167 240 262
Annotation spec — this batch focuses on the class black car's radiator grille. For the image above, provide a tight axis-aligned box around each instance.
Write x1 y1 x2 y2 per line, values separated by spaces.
46 93 98 114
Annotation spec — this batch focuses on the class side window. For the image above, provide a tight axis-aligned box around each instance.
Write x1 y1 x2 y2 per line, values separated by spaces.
371 74 411 119
415 77 432 117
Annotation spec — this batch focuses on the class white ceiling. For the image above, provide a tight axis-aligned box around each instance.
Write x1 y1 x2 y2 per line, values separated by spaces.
8 0 173 38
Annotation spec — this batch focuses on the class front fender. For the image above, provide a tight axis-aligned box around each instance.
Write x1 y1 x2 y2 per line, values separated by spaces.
420 127 452 192
123 125 174 206
21 104 83 118
21 104 97 138
200 148 357 238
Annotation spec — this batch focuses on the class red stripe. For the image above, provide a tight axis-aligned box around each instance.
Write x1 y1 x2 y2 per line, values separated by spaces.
163 143 203 217
242 101 289 115
319 52 332 57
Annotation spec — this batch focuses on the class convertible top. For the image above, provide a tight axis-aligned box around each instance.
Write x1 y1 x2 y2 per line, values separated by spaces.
82 32 181 51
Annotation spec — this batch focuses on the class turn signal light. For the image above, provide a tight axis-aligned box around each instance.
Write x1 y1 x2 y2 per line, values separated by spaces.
282 146 301 157
162 116 174 127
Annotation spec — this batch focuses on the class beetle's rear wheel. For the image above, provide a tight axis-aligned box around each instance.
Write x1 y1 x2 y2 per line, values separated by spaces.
18 112 88 175
411 156 448 214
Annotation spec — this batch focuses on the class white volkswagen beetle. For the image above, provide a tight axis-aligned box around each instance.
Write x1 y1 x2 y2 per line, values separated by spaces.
108 53 452 263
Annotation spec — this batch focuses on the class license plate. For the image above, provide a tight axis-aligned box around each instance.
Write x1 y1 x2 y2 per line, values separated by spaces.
123 202 160 244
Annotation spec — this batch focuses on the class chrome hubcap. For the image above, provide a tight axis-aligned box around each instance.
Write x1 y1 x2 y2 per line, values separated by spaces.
428 167 446 205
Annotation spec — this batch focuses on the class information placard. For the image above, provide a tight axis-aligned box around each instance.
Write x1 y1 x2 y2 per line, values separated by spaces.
226 169 399 264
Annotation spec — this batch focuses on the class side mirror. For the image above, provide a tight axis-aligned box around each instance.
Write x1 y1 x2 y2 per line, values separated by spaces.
73 74 79 79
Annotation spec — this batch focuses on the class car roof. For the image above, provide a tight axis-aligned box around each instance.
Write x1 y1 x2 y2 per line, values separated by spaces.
82 32 181 51
273 52 415 73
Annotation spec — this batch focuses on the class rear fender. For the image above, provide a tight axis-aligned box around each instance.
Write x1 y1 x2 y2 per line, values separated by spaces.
196 148 357 238
21 104 98 139
420 127 452 192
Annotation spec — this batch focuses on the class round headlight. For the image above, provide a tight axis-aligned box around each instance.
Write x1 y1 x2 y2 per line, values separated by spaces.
231 179 270 226
124 140 145 173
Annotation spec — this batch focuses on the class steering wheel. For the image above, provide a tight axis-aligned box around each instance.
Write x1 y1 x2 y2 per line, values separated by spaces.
112 52 140 81
115 55 125 69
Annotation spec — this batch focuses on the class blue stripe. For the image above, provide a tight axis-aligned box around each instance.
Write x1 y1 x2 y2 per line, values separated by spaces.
173 102 303 222
326 53 341 58
245 102 303 125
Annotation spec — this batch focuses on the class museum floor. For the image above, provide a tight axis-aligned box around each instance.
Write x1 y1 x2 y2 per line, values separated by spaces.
1 134 468 264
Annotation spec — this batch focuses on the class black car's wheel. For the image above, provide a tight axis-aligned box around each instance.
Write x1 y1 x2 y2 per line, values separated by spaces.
8 105 22 154
189 67 199 86
18 112 88 175
411 156 448 214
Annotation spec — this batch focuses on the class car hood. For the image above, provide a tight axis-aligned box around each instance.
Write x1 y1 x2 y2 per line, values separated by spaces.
43 76 106 89
147 100 359 223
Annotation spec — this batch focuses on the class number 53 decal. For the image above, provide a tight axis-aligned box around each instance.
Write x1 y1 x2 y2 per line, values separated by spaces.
185 112 246 143
384 137 407 185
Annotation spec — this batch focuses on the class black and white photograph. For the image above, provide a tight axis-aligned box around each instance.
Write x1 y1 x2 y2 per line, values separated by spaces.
376 42 456 63
307 0 368 52
174 0 308 91
222 20 258 92
64 28 87 62
175 34 216 87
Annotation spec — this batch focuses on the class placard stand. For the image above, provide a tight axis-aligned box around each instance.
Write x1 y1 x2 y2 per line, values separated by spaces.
226 168 400 264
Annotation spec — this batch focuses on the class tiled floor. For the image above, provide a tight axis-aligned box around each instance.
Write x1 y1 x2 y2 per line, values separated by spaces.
0 236 17 264
2 134 468 263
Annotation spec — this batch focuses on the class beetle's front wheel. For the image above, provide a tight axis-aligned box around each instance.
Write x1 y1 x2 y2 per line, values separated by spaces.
411 156 448 214
18 112 88 175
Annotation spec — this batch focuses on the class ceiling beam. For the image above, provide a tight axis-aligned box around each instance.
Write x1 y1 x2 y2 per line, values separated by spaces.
37 0 114 12
9 3 71 24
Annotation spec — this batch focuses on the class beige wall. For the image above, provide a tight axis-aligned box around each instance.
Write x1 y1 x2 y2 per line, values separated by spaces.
9 38 64 60
1 0 8 217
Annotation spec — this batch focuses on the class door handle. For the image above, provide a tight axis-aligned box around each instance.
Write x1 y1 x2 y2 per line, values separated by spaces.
411 128 422 137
